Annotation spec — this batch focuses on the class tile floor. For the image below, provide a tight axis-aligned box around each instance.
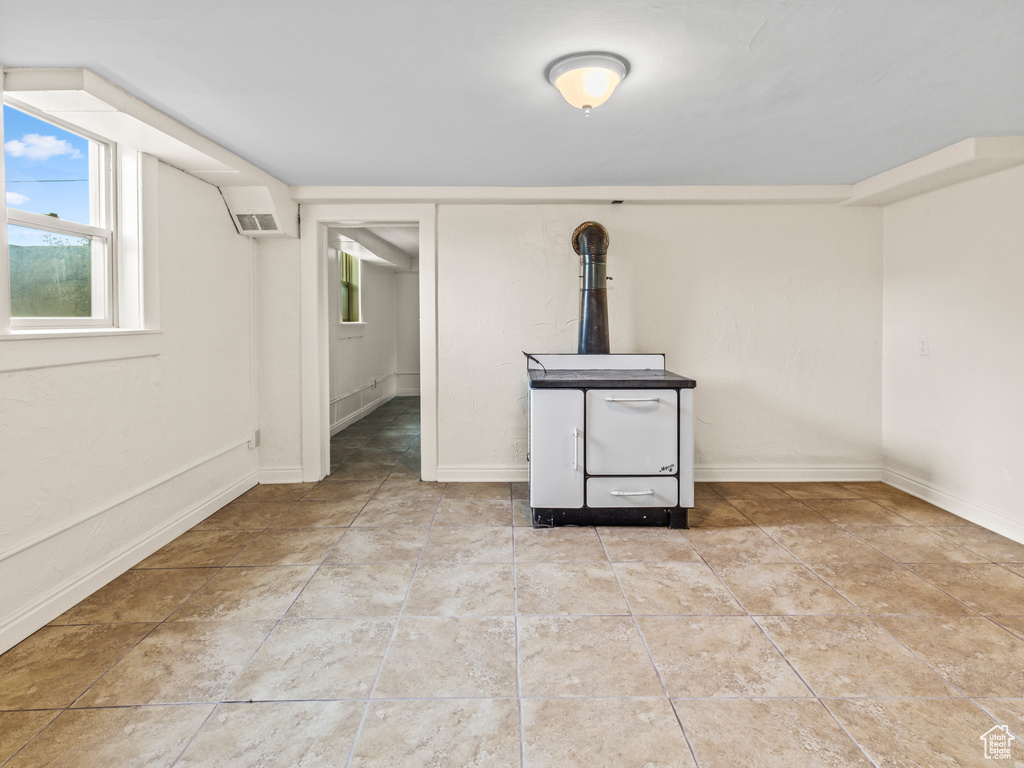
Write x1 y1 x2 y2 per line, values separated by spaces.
2 396 1024 766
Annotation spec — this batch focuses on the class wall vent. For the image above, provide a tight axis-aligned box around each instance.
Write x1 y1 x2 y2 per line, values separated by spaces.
236 212 279 233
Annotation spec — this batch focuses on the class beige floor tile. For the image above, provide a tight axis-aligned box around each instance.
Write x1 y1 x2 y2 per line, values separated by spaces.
764 525 892 563
521 697 694 768
288 563 416 617
513 498 533 527
708 482 791 500
812 563 977 616
694 482 722 500
614 562 745 615
228 618 394 701
303 479 383 502
825 698 1001 768
685 497 754 527
597 527 701 562
177 701 365 768
674 699 872 768
773 482 863 500
3 705 212 768
929 526 1024 563
512 481 530 500
681 526 800 564
74 621 274 706
974 698 1024 739
757 615 957 697
228 528 342 566
638 616 811 697
269 499 364 528
730 499 833 527
840 481 907 500
352 498 438 526
909 564 1024 615
994 616 1024 640
713 563 859 615
374 617 517 698
442 481 512 500
514 527 608 562
873 496 969 526
849 526 989 564
876 616 1024 697
403 564 515 616
518 616 663 697
1008 564 1024 577
516 563 629 615
134 530 258 569
433 498 513 526
325 465 393 484
193 502 293 531
0 710 59 765
802 498 916 526
326 526 430 563
421 526 515 563
237 483 317 503
371 476 446 501
168 566 315 621
351 699 520 768
51 568 215 624
0 623 154 709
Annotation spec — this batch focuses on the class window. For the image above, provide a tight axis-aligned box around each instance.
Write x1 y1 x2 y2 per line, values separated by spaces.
4 102 116 328
340 250 360 323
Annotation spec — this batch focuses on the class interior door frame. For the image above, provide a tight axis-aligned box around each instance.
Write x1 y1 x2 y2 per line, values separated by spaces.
299 203 437 481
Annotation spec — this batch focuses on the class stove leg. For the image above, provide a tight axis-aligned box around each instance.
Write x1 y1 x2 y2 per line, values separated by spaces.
669 508 689 529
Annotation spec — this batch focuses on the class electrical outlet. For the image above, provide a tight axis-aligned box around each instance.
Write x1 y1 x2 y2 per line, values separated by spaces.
919 337 929 356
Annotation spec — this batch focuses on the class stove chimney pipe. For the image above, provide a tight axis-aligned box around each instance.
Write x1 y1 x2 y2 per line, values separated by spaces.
574 221 610 354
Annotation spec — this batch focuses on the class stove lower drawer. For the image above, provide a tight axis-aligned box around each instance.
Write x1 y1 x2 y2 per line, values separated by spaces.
587 477 678 508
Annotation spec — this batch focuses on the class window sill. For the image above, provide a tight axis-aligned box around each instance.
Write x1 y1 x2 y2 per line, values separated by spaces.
337 322 367 340
0 328 163 372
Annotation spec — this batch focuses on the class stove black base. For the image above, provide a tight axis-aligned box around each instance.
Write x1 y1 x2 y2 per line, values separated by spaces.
532 506 689 529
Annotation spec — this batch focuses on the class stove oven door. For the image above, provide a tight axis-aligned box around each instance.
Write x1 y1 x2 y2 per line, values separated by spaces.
585 389 678 476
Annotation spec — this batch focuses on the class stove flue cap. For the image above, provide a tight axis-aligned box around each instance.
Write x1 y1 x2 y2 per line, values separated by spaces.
572 221 609 258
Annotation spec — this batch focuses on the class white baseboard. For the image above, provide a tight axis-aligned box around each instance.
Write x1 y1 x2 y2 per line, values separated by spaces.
330 391 397 435
258 467 305 484
436 465 530 482
694 465 884 482
0 464 257 654
883 468 1024 545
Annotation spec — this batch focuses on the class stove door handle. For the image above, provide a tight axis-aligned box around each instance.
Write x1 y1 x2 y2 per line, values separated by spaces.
572 428 580 471
604 396 660 403
610 489 655 497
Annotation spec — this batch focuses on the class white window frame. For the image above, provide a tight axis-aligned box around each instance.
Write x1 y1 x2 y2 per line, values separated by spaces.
4 98 118 330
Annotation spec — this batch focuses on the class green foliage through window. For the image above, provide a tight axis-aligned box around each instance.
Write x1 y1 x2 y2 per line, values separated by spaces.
8 232 92 318
340 251 360 323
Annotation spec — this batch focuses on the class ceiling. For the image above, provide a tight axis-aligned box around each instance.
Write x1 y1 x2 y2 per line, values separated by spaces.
2 1 1022 187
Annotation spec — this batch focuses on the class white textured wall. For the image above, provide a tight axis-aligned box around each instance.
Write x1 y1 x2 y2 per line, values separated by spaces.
0 164 257 652
396 270 421 394
436 203 882 477
257 237 303 480
328 254 399 430
882 164 1024 538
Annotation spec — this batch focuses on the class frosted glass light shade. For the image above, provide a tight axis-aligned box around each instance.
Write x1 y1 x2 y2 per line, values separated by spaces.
546 52 630 111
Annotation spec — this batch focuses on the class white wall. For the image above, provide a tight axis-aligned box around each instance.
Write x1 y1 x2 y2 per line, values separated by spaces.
436 203 882 480
0 163 258 653
882 164 1024 540
396 269 421 395
328 252 400 431
256 237 303 482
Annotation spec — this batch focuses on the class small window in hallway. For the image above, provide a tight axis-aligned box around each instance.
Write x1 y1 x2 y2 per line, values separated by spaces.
340 250 360 323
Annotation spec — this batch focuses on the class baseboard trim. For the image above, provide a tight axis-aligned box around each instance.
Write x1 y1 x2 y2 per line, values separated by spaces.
330 391 397 436
258 467 305 484
436 465 530 482
694 465 884 482
0 469 257 655
882 468 1024 545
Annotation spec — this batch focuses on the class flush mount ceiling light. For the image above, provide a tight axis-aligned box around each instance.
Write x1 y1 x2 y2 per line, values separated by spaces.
546 52 630 116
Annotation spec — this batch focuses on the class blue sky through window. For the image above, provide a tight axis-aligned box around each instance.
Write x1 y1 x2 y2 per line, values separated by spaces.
4 105 91 246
